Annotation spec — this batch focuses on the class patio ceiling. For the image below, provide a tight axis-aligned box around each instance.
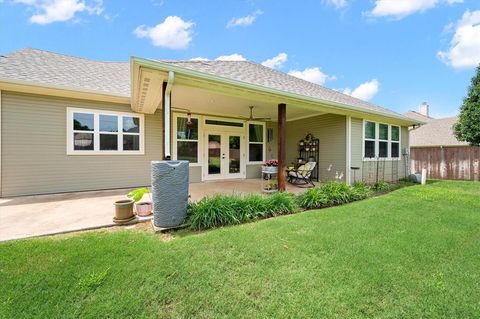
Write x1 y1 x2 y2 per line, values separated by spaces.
171 85 325 121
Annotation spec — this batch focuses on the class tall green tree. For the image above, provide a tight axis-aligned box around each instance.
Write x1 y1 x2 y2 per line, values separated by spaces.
454 65 480 146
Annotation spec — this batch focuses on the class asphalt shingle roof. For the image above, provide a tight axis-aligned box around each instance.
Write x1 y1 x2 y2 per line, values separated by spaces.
404 110 434 123
0 48 130 97
160 60 404 118
0 48 408 120
410 116 468 147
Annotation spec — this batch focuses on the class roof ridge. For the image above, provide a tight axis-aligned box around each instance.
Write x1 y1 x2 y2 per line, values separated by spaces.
406 110 434 118
9 47 128 64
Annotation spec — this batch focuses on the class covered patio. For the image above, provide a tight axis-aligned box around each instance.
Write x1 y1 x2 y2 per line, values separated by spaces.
131 58 361 189
0 179 316 242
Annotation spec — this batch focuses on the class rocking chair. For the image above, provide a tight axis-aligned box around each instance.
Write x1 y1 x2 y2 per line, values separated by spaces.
287 162 316 187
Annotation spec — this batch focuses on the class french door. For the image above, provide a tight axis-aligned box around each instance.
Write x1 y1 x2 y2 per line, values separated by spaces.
204 131 244 180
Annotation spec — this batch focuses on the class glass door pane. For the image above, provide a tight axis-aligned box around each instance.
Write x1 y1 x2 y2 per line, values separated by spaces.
208 134 221 175
229 135 241 174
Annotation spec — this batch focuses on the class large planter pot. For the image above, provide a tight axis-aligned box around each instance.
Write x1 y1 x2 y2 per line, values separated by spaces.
135 201 153 217
113 199 135 223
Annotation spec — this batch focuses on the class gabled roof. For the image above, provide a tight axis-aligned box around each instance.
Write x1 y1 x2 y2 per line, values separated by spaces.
410 116 468 147
0 48 130 97
159 60 404 119
1 48 413 123
404 110 434 123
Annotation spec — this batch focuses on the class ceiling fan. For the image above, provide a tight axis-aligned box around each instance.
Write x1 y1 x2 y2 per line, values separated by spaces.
243 106 271 121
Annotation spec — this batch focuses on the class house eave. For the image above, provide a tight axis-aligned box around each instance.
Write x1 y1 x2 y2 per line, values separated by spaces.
0 78 130 105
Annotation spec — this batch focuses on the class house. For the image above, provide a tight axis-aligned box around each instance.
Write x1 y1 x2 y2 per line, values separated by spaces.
0 48 418 197
405 103 479 180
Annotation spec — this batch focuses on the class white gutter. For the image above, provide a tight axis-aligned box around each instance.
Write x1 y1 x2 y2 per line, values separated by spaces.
164 71 174 159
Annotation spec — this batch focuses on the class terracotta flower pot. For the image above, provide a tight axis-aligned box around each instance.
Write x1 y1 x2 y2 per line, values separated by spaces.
113 199 135 223
135 201 153 217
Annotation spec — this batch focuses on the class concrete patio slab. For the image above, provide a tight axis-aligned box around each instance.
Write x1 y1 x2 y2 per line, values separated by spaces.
0 179 315 242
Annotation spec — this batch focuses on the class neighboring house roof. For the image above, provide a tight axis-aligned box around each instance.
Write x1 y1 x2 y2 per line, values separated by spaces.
0 48 410 121
0 48 130 97
410 116 468 147
404 110 434 123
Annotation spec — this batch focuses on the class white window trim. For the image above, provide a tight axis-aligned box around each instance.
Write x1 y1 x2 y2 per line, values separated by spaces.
172 113 202 167
66 107 144 155
362 119 401 161
247 121 266 164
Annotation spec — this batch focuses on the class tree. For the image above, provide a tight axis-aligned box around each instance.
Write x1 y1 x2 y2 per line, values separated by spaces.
454 65 480 146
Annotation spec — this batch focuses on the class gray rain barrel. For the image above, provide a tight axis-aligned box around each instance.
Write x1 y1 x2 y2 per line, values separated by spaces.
151 160 189 228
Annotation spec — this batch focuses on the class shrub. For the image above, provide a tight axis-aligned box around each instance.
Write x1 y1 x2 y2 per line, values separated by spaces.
320 181 353 205
372 181 391 192
187 192 298 230
265 192 299 216
187 194 246 230
297 181 362 210
351 182 373 201
297 187 329 210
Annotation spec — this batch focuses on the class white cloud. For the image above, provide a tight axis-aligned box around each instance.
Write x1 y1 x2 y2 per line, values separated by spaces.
215 54 247 61
343 79 380 101
190 57 209 61
367 0 463 19
227 10 263 28
324 0 347 9
438 10 480 69
261 52 288 69
14 0 103 24
288 67 332 85
134 16 194 49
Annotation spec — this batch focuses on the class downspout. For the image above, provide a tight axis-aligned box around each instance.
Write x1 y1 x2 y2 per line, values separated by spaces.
164 71 174 159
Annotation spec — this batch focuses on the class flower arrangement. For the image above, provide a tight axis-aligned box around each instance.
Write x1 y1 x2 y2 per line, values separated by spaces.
264 159 278 167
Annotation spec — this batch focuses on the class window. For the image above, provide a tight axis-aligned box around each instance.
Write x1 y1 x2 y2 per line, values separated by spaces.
379 123 389 158
68 108 143 154
391 126 400 158
363 121 401 159
248 123 264 162
364 121 376 158
176 116 199 163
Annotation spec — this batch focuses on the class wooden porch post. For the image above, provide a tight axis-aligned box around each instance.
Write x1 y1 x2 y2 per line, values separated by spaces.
278 103 286 191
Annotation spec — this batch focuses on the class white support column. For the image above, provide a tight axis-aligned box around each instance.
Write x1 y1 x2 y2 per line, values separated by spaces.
346 115 352 185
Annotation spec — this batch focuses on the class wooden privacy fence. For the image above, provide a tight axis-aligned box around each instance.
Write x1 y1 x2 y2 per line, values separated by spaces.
411 146 480 181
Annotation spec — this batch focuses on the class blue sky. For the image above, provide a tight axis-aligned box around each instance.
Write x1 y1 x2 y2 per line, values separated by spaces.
1 0 480 117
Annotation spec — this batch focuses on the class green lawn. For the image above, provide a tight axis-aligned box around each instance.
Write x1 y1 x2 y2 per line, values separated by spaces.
1 181 480 318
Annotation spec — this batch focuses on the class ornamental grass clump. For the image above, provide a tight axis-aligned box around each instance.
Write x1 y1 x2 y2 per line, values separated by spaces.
351 182 373 201
187 192 299 230
297 181 371 210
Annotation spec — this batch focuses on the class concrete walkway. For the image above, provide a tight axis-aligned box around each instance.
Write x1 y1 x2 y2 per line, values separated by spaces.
0 180 313 241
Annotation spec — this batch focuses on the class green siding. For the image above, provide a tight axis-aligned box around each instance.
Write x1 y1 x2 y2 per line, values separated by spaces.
246 164 262 179
286 114 347 182
1 92 163 197
189 166 202 183
350 118 410 183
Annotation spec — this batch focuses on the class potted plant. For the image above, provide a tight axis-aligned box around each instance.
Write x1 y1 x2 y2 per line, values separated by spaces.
127 187 153 217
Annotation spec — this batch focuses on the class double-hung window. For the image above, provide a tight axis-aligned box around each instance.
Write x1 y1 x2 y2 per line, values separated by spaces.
248 123 265 162
378 123 389 158
175 116 199 163
364 121 376 158
391 126 400 158
363 120 401 159
68 108 143 154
